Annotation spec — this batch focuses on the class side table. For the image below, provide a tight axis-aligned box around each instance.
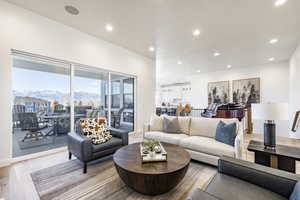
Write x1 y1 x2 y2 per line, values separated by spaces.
247 140 300 173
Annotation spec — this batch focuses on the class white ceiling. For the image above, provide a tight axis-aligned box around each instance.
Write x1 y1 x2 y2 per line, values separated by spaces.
5 0 300 84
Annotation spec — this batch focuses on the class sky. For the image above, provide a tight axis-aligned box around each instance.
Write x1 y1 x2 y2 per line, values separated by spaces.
13 67 103 94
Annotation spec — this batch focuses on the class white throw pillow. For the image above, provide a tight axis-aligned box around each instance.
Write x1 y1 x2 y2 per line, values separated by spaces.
163 115 191 135
149 114 164 131
177 117 191 135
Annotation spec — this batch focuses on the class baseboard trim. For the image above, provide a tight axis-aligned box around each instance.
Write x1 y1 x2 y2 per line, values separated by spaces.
11 146 68 165
0 159 12 168
0 147 68 169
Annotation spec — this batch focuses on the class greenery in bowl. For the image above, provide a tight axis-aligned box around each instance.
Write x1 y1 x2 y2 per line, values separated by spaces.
142 139 160 152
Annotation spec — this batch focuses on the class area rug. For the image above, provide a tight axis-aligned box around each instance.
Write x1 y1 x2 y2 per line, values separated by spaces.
31 157 216 200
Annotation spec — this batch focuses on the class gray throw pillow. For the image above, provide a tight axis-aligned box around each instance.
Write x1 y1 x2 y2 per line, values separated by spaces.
163 117 180 133
215 121 237 146
290 181 300 200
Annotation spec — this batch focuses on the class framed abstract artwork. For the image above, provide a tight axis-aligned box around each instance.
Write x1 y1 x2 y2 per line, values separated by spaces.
232 78 260 106
208 81 229 105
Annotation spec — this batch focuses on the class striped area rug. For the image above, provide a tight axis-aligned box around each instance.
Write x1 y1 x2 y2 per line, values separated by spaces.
31 157 216 200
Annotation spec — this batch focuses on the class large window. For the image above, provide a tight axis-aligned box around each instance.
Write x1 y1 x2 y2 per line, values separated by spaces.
12 53 136 158
12 57 70 158
124 78 134 109
109 75 135 131
73 66 108 124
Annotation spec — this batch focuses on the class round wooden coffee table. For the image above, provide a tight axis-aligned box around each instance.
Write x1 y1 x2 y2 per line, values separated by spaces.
113 142 190 195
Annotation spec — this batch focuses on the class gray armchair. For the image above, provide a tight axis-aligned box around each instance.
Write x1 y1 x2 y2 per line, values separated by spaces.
187 156 300 200
68 122 129 173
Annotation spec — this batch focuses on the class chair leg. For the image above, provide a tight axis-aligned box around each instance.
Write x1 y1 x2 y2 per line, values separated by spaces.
68 152 72 160
83 163 87 174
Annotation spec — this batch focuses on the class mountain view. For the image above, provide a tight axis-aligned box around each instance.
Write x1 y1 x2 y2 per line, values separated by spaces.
13 90 102 105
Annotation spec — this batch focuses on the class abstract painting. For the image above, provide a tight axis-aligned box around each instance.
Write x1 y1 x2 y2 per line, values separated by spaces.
232 78 260 106
208 81 229 105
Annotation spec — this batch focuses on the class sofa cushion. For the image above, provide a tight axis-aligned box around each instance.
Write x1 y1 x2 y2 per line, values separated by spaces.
218 156 298 198
149 114 164 131
163 117 181 133
190 117 238 138
180 136 235 158
215 121 237 147
205 173 287 200
144 131 189 145
163 115 191 135
290 181 300 200
92 137 122 153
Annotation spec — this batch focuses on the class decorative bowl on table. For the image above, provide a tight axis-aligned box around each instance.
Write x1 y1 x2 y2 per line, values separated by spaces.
140 139 167 163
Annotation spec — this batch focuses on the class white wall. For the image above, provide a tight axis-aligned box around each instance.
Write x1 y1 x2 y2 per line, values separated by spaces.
188 61 290 136
289 44 300 139
0 1 156 164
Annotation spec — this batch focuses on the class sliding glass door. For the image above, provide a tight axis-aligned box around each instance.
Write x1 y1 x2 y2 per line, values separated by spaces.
12 57 71 157
12 53 136 158
73 66 108 127
108 74 134 132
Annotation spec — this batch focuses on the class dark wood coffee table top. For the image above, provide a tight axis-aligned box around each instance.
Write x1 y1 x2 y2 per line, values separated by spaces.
113 142 190 175
247 140 300 161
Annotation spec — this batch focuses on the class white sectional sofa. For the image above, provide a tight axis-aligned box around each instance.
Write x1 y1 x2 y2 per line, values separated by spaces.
143 115 243 166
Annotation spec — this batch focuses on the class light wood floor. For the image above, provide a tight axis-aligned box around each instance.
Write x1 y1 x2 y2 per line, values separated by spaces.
0 133 300 200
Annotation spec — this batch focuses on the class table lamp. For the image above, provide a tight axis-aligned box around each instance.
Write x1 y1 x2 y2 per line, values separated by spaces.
252 103 289 149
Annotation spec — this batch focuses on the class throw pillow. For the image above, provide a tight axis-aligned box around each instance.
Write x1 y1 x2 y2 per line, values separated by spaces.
215 121 237 146
163 117 180 133
177 116 191 135
149 114 164 131
290 181 300 200
164 115 191 135
79 118 112 145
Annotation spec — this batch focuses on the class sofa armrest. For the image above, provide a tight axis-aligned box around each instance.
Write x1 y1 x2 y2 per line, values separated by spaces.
234 122 243 159
67 132 93 162
110 128 129 145
143 123 150 137
218 156 300 198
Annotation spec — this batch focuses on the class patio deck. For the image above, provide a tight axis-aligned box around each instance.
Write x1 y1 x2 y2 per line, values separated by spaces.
13 123 134 157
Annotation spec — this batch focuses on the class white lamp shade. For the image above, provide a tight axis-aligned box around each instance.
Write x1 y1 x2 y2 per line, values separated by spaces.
252 103 289 121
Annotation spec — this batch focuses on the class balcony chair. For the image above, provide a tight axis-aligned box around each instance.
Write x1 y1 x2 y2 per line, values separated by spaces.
111 107 125 128
18 112 47 142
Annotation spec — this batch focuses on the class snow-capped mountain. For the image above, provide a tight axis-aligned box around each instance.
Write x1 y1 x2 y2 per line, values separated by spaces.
13 90 101 103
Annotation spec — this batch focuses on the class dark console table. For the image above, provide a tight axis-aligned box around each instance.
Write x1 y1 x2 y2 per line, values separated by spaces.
247 140 300 173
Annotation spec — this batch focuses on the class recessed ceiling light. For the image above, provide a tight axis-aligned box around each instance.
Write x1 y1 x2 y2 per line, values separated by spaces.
196 70 201 73
105 24 114 32
177 60 183 65
227 65 232 69
269 38 278 44
64 5 79 15
275 0 287 7
148 46 155 52
193 29 201 37
214 52 221 57
269 57 275 61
